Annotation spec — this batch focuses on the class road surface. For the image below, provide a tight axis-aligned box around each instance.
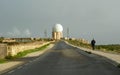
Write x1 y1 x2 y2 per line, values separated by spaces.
3 41 120 75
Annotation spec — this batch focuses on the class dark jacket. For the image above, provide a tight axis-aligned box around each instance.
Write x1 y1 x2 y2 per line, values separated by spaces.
91 39 96 46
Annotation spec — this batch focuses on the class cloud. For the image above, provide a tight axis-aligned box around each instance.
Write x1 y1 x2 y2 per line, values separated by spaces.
13 27 21 36
6 27 20 37
7 27 31 37
24 29 31 37
0 33 3 36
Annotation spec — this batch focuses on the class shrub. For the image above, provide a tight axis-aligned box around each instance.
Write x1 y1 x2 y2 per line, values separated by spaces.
5 55 14 59
117 64 120 68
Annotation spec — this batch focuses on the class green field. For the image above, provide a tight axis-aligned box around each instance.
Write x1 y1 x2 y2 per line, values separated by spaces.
96 44 120 53
66 40 120 54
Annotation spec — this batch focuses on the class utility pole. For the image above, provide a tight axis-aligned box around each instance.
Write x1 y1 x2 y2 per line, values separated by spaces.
67 27 69 39
44 29 47 38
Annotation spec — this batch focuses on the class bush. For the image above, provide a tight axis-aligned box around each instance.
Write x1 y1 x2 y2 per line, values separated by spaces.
5 55 14 59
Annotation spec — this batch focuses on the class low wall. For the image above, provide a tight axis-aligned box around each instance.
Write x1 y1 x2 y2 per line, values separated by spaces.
0 42 50 59
0 44 7 59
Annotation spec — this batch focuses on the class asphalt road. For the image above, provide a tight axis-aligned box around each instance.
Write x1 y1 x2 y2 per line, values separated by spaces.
4 41 120 75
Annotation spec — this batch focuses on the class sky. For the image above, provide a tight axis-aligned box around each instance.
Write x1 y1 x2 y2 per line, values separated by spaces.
0 0 120 45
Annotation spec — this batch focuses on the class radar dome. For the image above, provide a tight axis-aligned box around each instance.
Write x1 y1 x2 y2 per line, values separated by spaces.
53 24 63 32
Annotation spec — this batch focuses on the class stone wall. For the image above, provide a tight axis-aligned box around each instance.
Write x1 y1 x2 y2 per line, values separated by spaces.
0 44 7 59
0 42 50 59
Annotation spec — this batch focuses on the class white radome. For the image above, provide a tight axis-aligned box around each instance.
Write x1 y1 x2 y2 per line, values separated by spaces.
53 24 63 32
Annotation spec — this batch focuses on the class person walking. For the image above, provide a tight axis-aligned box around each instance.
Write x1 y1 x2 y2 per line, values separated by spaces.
91 39 96 50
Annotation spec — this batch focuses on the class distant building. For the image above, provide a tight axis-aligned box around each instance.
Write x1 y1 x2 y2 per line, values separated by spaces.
12 38 33 42
2 38 33 43
2 38 16 43
52 24 63 40
78 38 90 44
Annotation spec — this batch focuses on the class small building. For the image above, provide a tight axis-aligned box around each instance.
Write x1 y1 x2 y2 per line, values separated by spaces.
12 38 33 42
2 38 16 43
2 38 33 43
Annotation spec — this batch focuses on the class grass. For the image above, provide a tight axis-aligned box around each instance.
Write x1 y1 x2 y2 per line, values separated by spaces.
96 45 120 53
0 43 50 63
66 40 91 49
14 43 50 58
66 40 120 54
0 59 7 64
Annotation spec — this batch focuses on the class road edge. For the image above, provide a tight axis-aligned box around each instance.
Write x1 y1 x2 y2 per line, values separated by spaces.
0 42 55 75
64 41 120 68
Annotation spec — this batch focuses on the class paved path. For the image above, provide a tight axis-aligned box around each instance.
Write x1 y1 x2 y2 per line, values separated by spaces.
0 43 54 75
66 41 120 66
2 41 120 75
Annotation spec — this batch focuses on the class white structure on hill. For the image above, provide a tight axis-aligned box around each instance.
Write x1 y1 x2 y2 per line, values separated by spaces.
52 24 63 40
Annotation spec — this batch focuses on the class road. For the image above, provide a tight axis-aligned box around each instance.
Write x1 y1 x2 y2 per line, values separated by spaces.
3 41 120 75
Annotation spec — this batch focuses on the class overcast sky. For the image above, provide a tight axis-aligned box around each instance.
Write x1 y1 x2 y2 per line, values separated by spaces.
0 0 120 44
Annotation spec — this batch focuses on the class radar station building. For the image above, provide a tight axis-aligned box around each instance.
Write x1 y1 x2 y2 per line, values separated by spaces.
52 24 63 40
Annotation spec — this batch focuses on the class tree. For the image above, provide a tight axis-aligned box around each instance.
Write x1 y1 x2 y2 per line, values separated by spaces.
0 37 4 42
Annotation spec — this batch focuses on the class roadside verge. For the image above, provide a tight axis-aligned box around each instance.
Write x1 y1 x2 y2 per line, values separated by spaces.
65 41 120 67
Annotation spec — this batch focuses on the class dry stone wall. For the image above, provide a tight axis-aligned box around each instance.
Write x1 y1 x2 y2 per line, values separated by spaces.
0 44 7 59
0 42 49 58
